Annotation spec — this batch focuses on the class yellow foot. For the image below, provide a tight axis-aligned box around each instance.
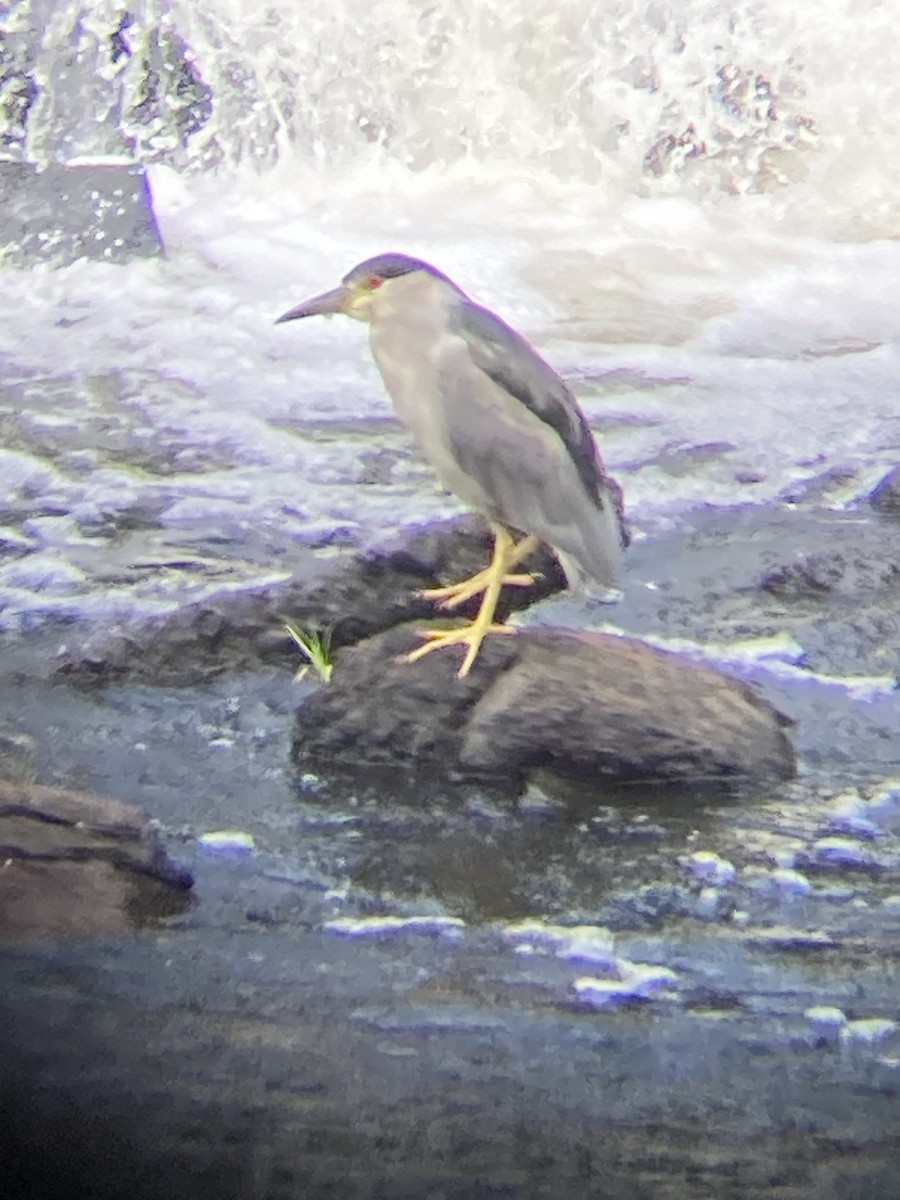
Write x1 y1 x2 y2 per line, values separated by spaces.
420 570 534 611
406 622 516 678
408 526 534 677
418 533 541 611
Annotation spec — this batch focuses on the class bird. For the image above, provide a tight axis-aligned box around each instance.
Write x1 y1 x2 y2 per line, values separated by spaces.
276 253 628 678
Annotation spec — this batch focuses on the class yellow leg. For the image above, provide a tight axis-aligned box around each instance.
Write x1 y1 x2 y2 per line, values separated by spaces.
419 533 540 610
406 524 523 678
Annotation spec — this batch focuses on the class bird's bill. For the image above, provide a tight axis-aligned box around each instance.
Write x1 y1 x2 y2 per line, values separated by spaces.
275 285 351 324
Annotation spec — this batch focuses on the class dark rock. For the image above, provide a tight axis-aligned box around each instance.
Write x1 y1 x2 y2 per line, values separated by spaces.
54 515 564 686
734 469 767 484
778 463 860 506
42 503 900 712
760 552 848 597
869 465 900 514
605 505 900 682
292 623 795 787
758 546 899 601
0 779 193 941
117 15 214 156
0 161 162 268
652 440 737 477
0 10 38 161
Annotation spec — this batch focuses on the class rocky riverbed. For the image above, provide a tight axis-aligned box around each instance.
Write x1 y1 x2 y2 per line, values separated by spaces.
4 3 900 1192
2 489 899 1199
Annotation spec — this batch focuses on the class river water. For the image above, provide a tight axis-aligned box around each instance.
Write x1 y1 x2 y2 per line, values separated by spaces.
2 10 900 1189
1 0 898 635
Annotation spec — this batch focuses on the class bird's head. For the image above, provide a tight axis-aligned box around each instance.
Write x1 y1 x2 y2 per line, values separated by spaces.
275 253 455 326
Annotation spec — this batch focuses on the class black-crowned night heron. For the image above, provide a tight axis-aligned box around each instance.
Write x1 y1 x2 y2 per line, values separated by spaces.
276 253 627 678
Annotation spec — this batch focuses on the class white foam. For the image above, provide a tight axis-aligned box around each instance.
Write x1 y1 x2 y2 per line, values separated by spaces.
840 1018 898 1046
3 1 899 629
324 915 466 937
501 920 619 969
572 963 679 1009
683 851 737 887
198 829 256 853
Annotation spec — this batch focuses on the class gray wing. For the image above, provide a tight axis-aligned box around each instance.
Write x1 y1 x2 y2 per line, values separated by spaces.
456 302 608 515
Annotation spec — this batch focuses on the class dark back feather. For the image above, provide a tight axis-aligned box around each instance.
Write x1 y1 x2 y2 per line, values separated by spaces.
455 301 627 544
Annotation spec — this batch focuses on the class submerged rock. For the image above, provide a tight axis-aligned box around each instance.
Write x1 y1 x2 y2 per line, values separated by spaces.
0 779 193 941
292 623 795 788
759 551 848 597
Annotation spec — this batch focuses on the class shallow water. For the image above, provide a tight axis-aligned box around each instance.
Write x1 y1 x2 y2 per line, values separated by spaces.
3 6 900 1171
2 0 900 964
2 0 899 638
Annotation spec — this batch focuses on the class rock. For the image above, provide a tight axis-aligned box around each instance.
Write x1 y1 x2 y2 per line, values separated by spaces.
869 465 900 514
0 779 193 941
0 727 36 782
292 623 795 788
757 541 900 601
806 836 878 872
1 8 212 174
54 515 564 686
682 851 737 886
0 160 162 269
839 1018 899 1046
778 463 860 506
759 552 848 597
44 503 900 694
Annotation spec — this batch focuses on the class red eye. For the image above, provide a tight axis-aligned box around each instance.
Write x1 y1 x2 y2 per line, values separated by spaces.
366 275 383 290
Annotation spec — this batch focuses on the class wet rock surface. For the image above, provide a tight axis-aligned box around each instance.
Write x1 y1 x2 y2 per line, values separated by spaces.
294 622 794 786
613 504 900 682
0 161 162 268
42 501 900 689
52 514 564 686
1 500 899 1198
0 778 193 941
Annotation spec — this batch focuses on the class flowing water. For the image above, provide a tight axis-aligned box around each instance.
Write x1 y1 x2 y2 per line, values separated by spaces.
3 12 900 1184
1 0 899 633
2 0 899 874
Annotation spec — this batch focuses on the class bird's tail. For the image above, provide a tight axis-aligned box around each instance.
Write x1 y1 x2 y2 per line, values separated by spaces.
556 478 626 594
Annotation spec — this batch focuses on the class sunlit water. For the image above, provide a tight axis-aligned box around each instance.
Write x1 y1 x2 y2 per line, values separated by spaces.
1 0 899 634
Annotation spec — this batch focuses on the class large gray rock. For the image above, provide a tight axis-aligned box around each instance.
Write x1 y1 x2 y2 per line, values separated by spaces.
0 160 162 268
1 4 213 171
0 779 193 941
54 515 564 686
293 622 795 787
